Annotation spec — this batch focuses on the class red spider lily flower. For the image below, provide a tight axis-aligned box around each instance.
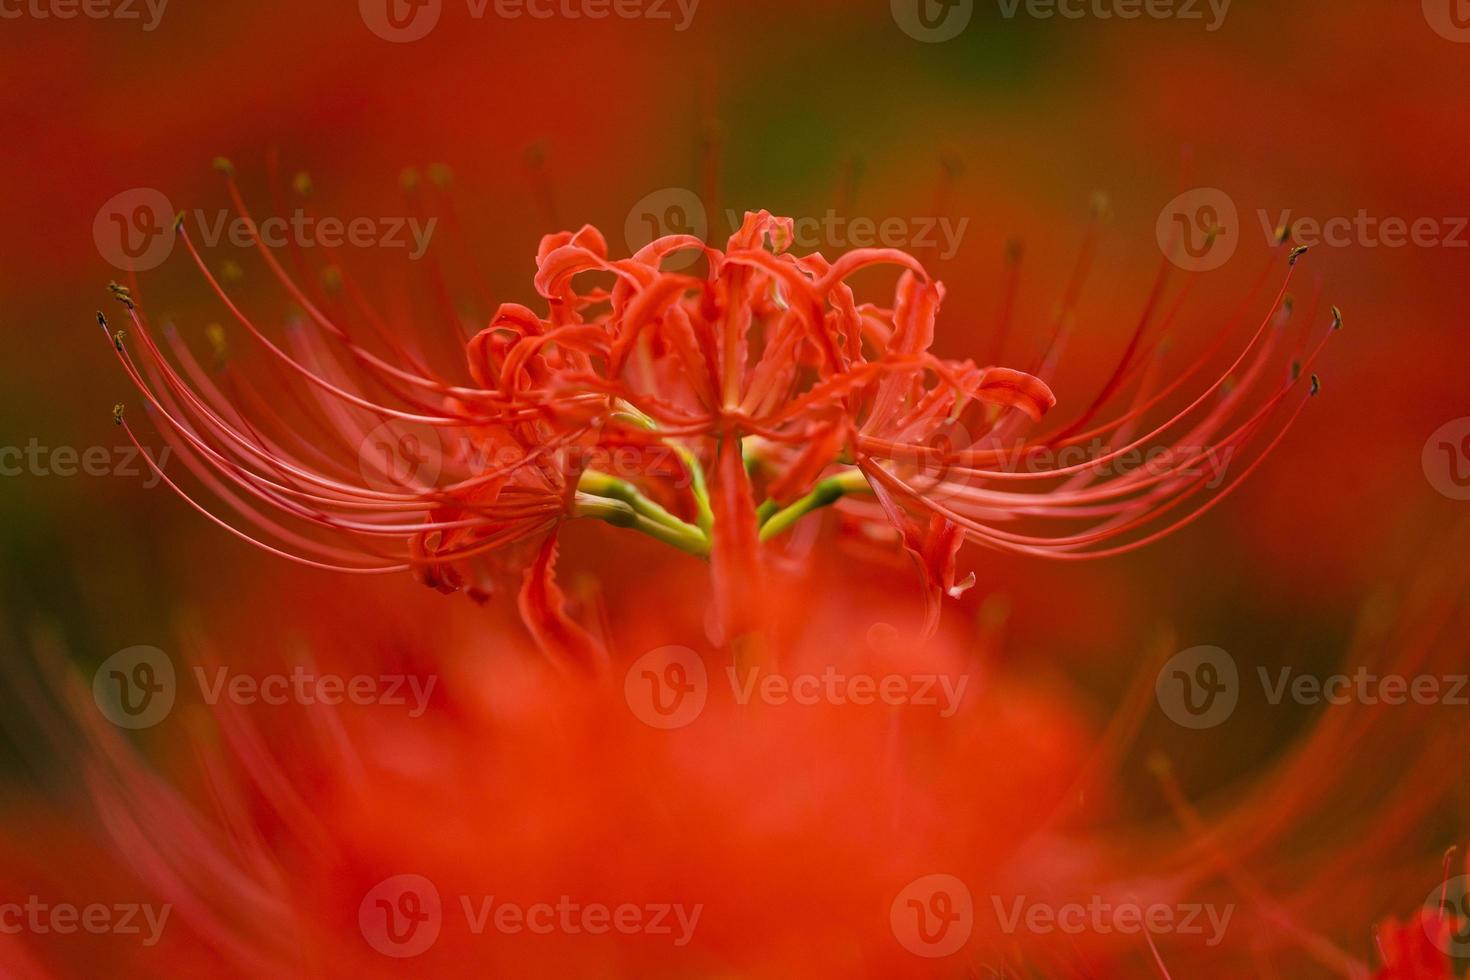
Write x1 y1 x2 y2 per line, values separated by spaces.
9 527 1467 978
4 567 1096 979
105 166 1338 657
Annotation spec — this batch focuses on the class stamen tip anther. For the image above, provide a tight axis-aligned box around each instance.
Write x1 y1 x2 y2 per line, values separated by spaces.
292 171 313 197
112 403 125 426
205 323 229 369
1331 305 1343 330
1288 244 1309 266
1310 374 1321 396
106 281 135 310
212 156 235 177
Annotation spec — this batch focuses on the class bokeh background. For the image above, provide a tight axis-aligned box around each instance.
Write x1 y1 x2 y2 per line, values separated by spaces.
1 0 1467 976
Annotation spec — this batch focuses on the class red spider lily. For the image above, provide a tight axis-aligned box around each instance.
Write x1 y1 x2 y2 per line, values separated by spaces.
8 525 1466 978
104 166 1338 659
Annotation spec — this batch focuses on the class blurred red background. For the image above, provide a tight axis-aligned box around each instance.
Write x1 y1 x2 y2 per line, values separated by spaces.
1 0 1467 976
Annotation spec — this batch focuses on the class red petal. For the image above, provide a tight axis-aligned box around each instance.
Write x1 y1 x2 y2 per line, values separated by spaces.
709 434 763 643
517 533 606 674
974 367 1057 422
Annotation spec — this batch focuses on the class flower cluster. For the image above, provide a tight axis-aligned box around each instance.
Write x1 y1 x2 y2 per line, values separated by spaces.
105 168 1336 663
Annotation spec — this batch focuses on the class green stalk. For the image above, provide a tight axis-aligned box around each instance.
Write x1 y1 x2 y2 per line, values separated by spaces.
758 469 870 542
673 444 715 535
572 492 711 558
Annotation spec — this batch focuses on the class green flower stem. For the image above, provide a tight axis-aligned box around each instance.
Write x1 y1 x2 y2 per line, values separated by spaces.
577 470 688 529
673 445 715 535
758 469 871 542
572 492 712 558
606 405 713 535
